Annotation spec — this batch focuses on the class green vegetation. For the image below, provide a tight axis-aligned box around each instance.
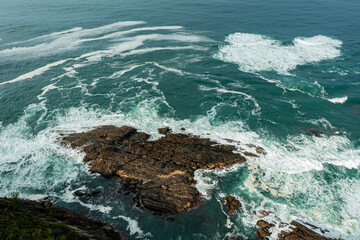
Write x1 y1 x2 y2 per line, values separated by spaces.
0 193 89 240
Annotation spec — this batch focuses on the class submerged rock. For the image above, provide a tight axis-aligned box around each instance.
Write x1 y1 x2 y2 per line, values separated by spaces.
223 195 241 215
90 189 102 196
304 129 324 137
62 125 246 214
304 128 346 138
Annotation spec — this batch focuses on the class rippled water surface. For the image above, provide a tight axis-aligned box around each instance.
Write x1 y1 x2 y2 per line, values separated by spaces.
1 0 360 239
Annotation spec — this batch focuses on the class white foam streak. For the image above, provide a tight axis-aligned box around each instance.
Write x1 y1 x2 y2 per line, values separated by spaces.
1 23 210 85
78 34 208 63
151 62 186 75
199 85 260 110
1 21 145 60
77 26 183 43
21 27 83 43
108 62 187 80
255 73 320 97
0 41 80 61
37 83 59 100
122 46 206 57
110 64 145 78
76 21 145 37
0 59 68 86
61 186 112 214
113 216 152 238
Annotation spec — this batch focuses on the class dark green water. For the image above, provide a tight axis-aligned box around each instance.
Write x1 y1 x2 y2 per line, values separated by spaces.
0 0 359 239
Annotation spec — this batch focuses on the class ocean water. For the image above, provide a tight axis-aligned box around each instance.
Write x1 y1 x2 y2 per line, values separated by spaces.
0 0 360 239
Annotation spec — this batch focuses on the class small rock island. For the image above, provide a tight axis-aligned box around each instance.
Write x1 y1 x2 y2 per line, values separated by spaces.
62 125 246 214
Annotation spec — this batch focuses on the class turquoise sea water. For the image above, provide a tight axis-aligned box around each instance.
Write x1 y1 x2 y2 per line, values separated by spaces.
1 0 360 239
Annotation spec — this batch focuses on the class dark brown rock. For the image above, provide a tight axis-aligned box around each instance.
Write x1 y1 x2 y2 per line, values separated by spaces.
91 189 102 196
158 127 170 135
256 228 271 240
242 151 260 158
224 195 241 215
256 219 331 240
246 144 267 155
0 197 126 240
257 220 275 229
74 190 87 197
62 125 246 214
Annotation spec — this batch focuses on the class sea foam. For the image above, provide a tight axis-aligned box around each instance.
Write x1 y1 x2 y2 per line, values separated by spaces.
113 216 152 238
215 33 342 75
327 96 348 104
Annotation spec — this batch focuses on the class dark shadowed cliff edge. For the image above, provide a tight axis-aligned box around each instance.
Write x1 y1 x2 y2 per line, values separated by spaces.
0 195 126 240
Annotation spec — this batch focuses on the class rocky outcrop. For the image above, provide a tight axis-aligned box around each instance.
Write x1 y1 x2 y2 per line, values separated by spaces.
223 195 241 215
0 197 126 240
256 219 330 240
62 125 246 214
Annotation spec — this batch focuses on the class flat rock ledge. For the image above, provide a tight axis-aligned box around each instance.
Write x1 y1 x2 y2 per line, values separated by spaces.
62 125 246 214
256 220 330 240
0 197 126 240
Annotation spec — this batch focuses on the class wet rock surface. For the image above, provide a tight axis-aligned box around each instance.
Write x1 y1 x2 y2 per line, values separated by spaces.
0 197 126 240
62 125 246 214
256 219 330 240
223 195 241 215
